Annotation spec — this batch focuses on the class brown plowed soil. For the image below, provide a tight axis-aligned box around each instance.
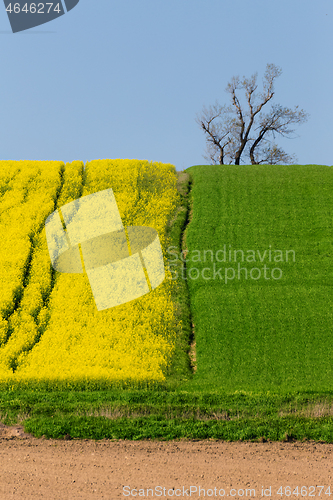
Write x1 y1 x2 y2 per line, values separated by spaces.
0 423 332 500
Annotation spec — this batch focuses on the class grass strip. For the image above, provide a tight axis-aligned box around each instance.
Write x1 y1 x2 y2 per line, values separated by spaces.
23 414 333 442
1 389 333 423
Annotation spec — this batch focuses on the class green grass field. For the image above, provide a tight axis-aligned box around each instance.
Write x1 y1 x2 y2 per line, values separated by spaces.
183 165 333 393
1 164 333 441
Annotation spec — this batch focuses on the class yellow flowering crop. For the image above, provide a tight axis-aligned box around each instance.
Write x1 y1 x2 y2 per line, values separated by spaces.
0 161 63 320
0 160 65 373
0 159 180 386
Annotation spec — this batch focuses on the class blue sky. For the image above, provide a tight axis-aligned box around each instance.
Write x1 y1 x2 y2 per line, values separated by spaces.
1 0 332 170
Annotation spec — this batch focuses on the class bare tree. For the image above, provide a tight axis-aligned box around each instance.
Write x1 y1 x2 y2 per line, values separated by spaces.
196 64 309 165
198 102 235 165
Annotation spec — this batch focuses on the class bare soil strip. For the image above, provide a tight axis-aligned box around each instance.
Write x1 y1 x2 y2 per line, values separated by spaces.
0 423 332 500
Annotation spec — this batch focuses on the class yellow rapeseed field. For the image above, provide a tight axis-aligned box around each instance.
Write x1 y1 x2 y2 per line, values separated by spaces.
0 159 180 386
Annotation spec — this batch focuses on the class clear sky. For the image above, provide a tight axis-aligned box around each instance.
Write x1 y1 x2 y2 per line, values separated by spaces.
1 0 332 170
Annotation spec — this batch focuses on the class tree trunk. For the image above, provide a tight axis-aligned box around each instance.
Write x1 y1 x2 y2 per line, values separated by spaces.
250 130 266 164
